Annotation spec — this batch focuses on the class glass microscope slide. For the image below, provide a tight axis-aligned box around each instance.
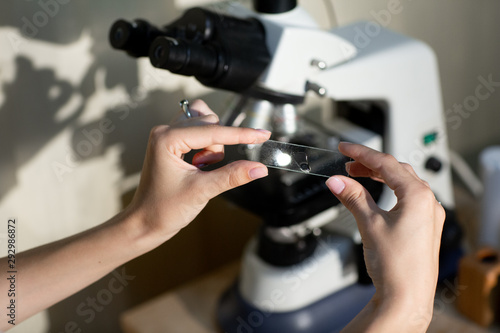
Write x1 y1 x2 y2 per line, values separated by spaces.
244 140 350 178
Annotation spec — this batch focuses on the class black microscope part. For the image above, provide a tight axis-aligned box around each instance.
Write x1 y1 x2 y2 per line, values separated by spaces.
257 227 318 267
253 0 297 13
109 8 271 94
109 19 166 58
425 156 443 172
149 37 219 77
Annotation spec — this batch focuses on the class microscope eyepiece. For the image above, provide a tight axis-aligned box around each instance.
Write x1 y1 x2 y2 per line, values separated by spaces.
109 19 165 58
110 7 270 93
109 20 132 49
149 37 219 78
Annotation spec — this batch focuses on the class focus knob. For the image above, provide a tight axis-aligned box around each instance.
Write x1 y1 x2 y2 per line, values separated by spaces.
425 156 442 172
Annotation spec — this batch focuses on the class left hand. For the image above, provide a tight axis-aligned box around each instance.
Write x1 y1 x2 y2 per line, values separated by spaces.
127 100 271 243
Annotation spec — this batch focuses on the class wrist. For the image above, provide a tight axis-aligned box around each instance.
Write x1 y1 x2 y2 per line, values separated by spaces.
370 292 433 332
115 205 177 258
343 292 433 333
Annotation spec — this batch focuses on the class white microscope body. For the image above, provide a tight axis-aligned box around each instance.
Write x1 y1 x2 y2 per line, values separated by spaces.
221 3 454 319
109 2 456 331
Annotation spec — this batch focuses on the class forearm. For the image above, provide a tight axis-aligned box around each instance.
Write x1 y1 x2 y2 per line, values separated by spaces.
0 208 159 330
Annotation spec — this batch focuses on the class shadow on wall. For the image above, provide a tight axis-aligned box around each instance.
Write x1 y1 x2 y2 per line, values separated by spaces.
0 56 80 200
0 1 247 333
0 50 140 200
69 89 234 180
0 1 251 332
0 0 183 198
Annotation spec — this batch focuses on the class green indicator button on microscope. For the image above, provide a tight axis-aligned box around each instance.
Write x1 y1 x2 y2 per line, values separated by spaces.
423 131 438 145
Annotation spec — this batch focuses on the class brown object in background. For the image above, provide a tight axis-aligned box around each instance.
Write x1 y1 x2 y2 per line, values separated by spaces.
457 247 500 326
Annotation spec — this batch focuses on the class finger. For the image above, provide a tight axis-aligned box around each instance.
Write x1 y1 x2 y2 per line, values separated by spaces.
165 125 271 157
169 100 228 162
169 114 226 167
170 99 220 124
190 99 214 117
339 142 417 193
196 161 268 199
399 162 431 189
178 114 220 125
175 114 225 165
171 112 220 127
192 150 225 167
186 100 227 159
326 175 381 226
346 161 381 179
348 159 431 189
399 162 422 180
346 161 410 184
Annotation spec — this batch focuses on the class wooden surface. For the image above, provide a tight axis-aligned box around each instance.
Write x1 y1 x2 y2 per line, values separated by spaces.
121 261 492 333
121 262 239 333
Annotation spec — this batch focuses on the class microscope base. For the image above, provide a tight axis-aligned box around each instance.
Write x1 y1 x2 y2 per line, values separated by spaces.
217 282 375 333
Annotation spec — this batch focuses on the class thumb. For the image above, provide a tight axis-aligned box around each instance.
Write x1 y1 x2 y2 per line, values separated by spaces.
326 176 380 225
197 161 268 199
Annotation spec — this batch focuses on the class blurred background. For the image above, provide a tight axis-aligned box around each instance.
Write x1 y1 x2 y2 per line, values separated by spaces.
0 0 499 332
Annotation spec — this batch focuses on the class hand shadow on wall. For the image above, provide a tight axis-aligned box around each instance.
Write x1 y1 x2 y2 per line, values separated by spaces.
71 88 185 177
69 90 232 179
0 56 83 200
0 0 182 200
1 2 235 332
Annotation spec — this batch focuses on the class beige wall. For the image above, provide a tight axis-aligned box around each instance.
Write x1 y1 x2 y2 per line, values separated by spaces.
0 0 499 332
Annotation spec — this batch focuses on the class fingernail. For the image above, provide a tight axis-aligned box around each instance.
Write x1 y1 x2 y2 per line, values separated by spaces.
255 129 271 136
249 167 268 180
326 176 345 194
345 161 354 175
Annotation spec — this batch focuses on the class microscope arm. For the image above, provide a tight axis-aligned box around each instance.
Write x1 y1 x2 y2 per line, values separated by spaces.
312 22 454 210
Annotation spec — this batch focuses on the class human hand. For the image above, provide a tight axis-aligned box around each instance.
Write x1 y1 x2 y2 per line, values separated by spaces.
326 142 445 332
127 99 271 244
0 100 271 326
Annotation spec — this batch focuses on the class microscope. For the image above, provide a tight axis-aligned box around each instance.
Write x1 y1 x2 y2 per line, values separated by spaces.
109 1 461 331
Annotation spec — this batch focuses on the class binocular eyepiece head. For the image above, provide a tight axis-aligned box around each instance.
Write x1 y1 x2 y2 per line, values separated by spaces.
109 8 270 93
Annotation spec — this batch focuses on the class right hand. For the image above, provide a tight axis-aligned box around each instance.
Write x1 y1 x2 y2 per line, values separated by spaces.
326 142 445 332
